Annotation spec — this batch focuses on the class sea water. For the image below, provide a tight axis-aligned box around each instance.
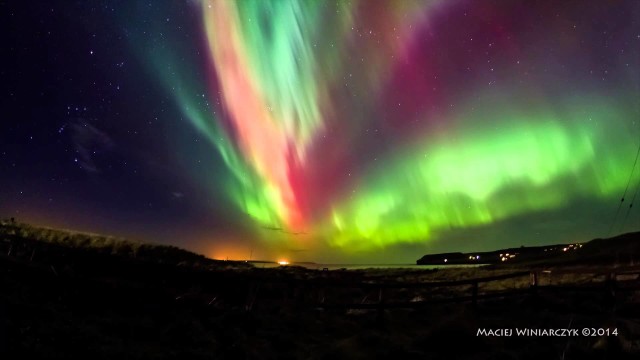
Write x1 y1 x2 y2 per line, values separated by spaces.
252 262 485 270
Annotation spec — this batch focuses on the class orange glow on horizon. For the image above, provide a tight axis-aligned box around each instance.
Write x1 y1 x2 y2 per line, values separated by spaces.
209 246 251 261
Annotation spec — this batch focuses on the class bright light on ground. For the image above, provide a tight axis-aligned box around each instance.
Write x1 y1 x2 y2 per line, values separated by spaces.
277 260 290 265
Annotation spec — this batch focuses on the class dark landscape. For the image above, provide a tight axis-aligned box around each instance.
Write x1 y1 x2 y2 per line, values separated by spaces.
1 220 640 359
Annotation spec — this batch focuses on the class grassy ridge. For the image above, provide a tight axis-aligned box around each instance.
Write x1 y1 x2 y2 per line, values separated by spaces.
0 220 249 269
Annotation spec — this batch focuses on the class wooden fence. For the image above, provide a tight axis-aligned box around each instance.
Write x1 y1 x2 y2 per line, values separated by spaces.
245 268 640 312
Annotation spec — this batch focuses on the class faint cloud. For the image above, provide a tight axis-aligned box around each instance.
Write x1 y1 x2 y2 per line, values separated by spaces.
172 192 185 199
70 121 114 173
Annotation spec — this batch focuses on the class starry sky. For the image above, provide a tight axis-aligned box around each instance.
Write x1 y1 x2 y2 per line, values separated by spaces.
1 0 639 264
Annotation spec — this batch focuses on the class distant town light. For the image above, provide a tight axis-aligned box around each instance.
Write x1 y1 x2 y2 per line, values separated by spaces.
277 260 289 265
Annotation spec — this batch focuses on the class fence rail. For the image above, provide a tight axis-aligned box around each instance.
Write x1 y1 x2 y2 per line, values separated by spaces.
309 269 640 312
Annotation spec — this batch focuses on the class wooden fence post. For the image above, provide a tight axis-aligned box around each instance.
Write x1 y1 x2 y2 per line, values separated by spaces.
529 271 538 297
377 287 385 323
609 272 616 297
605 272 616 309
471 281 478 308
245 281 258 311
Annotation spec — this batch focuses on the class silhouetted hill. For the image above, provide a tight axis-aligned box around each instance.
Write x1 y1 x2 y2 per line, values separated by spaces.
417 231 640 266
0 220 249 269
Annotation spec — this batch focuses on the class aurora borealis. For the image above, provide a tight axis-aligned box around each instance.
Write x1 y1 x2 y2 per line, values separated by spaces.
1 0 639 262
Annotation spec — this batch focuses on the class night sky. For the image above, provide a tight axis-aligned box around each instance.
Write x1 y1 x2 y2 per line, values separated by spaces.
1 0 639 264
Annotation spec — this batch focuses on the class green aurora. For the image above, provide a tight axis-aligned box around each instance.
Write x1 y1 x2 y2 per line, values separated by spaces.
127 0 640 258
